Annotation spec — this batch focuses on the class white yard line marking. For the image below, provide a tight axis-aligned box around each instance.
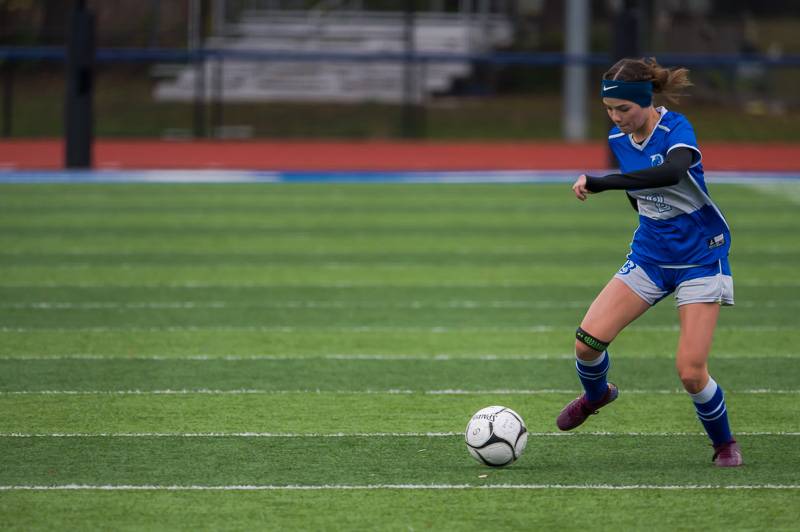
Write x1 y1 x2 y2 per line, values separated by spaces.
0 353 796 361
0 302 229 310
1 280 798 288
0 301 592 310
0 432 462 438
1 431 797 438
425 388 800 395
0 326 567 333
0 282 606 288
1 484 798 491
0 354 579 361
1 300 797 310
747 183 800 205
0 325 793 333
1 389 797 396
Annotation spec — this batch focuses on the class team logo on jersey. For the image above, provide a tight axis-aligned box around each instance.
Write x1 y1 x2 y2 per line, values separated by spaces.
707 234 726 249
618 260 637 275
650 154 664 166
645 192 672 213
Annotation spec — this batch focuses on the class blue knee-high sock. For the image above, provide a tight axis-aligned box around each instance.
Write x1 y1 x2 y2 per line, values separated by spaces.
576 350 610 403
691 377 733 446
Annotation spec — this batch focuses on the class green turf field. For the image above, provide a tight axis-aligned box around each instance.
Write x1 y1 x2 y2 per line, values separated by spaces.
1 182 798 530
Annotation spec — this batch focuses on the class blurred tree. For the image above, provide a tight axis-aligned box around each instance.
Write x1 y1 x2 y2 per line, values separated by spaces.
38 0 68 44
0 0 38 43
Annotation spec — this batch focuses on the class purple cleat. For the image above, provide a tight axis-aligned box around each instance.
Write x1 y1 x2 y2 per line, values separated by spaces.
712 440 743 467
556 383 619 431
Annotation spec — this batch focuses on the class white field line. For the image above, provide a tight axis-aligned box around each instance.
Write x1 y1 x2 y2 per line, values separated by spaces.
1 431 798 438
0 431 461 438
8 263 623 270
4 353 797 361
0 302 229 310
6 260 798 271
1 282 607 289
1 484 799 491
0 325 552 333
1 300 797 310
0 250 572 257
1 280 799 288
0 325 794 333
0 354 579 361
1 388 798 396
0 301 591 310
747 183 800 205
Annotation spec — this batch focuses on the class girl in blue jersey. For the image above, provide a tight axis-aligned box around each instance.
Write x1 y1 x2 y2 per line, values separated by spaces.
557 57 742 467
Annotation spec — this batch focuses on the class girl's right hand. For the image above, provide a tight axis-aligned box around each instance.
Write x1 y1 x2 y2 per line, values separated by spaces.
572 174 590 201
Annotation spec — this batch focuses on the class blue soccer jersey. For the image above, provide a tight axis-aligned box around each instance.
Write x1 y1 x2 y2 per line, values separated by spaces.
608 107 730 266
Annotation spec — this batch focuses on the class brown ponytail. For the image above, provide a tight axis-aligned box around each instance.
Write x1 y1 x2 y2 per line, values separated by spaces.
604 57 692 104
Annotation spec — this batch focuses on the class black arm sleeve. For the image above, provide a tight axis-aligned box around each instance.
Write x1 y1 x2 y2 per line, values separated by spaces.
584 147 694 193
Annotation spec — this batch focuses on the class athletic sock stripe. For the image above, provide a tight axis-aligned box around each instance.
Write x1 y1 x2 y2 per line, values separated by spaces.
575 364 609 375
695 399 725 418
576 370 608 380
575 351 608 367
576 357 609 370
697 407 728 422
575 363 609 378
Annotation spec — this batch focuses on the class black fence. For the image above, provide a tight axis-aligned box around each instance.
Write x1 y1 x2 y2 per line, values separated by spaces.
2 46 800 142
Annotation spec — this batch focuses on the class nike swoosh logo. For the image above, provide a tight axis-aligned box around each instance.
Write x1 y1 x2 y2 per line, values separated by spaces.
603 85 618 91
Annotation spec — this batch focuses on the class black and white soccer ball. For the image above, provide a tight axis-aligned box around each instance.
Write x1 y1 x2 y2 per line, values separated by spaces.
465 406 528 467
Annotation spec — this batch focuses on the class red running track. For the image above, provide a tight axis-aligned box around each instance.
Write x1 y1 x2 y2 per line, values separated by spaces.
1 139 799 171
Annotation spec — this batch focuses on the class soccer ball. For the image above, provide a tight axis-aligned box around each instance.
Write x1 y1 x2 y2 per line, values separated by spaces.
465 406 528 467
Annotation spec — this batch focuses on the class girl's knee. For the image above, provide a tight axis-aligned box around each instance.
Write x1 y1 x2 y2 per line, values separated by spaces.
676 360 708 393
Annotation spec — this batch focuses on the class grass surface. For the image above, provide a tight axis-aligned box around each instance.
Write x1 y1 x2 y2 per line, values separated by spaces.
1 182 799 530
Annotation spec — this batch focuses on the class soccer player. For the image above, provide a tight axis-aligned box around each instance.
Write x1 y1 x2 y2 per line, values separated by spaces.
556 57 742 467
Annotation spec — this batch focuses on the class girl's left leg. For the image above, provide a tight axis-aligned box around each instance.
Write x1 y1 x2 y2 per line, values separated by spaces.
676 302 742 466
676 302 718 393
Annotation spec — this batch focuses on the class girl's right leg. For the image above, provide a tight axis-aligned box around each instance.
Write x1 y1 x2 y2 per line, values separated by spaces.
577 277 652 360
556 277 651 431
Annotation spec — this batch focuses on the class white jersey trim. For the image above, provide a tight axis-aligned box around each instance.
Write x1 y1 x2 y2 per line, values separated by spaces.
685 171 731 231
627 107 669 152
667 143 703 167
608 132 625 139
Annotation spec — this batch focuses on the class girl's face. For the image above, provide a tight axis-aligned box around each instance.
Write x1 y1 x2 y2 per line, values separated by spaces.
602 97 650 135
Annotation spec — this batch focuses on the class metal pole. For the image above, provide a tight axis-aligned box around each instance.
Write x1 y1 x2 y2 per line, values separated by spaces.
563 0 589 141
607 0 641 165
149 0 161 47
210 0 226 138
212 0 226 37
402 0 418 138
611 0 640 62
64 0 94 168
189 0 206 138
212 57 224 138
2 61 14 137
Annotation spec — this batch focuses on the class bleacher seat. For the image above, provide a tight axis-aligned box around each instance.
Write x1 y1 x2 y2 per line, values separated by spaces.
154 8 513 103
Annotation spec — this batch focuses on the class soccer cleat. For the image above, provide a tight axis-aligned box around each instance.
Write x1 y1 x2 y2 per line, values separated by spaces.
712 439 743 467
556 383 618 431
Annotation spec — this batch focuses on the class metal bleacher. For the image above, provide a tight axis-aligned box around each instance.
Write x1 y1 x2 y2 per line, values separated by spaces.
153 6 513 104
